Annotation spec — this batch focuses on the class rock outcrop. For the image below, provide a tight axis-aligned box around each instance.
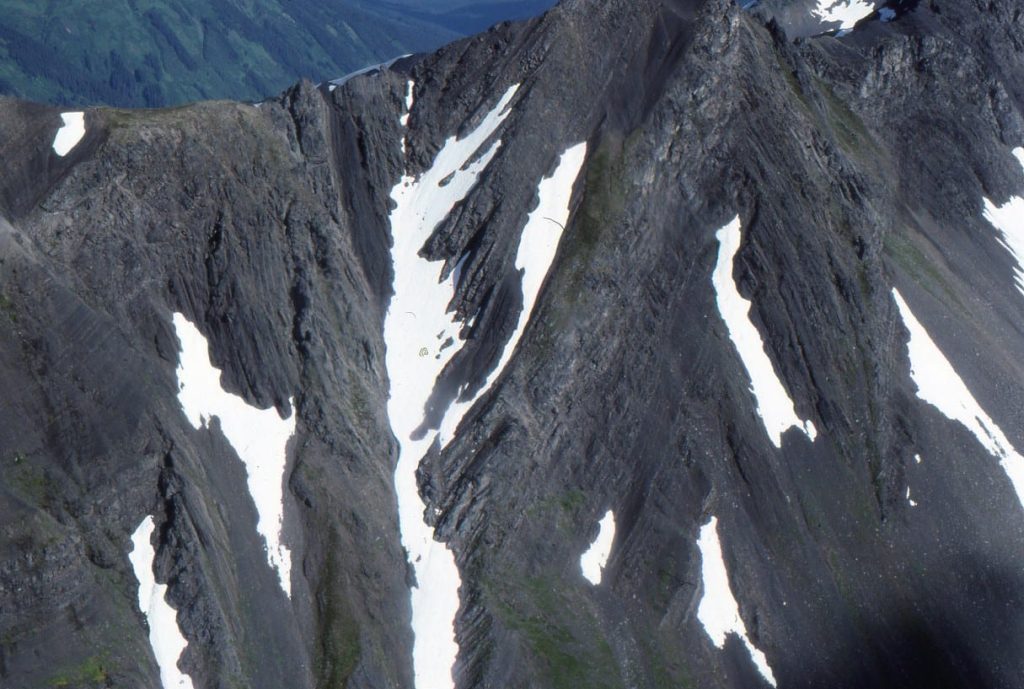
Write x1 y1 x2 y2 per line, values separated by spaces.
2 1 1024 688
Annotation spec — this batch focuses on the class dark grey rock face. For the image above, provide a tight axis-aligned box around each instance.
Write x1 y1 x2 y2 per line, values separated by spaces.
2 1 1024 688
0 85 412 689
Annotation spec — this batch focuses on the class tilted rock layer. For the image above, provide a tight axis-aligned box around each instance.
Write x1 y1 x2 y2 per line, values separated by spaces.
1 1 1024 688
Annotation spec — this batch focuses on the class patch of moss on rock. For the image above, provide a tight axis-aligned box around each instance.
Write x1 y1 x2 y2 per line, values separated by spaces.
814 77 883 162
0 292 17 323
883 230 965 311
485 574 624 689
531 131 635 364
48 654 110 688
5 452 52 508
315 542 361 688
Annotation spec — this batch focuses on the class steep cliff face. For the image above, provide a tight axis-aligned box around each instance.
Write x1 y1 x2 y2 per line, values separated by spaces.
2 1 1024 688
0 82 412 689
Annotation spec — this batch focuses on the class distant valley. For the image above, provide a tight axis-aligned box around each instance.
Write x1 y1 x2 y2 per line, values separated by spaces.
0 0 556 107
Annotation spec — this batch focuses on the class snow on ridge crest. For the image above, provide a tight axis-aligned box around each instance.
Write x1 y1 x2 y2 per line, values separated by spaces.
383 83 520 689
129 516 196 689
52 112 86 157
813 0 877 32
891 289 1024 508
696 516 777 687
172 312 296 598
712 216 818 448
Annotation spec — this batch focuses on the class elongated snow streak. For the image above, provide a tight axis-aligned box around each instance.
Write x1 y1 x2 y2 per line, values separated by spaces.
52 112 85 156
580 510 616 586
399 80 415 155
129 517 196 689
982 148 1024 299
383 84 519 689
400 80 415 128
892 289 1024 507
813 0 876 30
437 141 588 447
697 517 777 687
172 313 296 597
405 81 415 112
712 216 817 447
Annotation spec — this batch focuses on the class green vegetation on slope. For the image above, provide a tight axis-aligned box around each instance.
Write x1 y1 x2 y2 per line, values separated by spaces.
47 655 110 688
0 0 555 108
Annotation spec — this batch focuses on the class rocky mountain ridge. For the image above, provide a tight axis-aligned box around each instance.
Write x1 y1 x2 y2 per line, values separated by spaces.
2 0 1024 688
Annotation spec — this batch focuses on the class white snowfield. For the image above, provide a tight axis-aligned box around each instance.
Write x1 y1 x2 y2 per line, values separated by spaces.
813 0 877 32
52 112 85 157
892 289 1024 508
172 313 296 597
696 517 777 687
982 147 1024 300
437 141 588 447
580 510 616 586
384 78 589 688
129 517 196 689
383 83 519 689
712 216 818 448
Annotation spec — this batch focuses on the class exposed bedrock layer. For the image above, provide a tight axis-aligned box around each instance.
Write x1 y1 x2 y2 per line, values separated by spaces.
1 1 1024 688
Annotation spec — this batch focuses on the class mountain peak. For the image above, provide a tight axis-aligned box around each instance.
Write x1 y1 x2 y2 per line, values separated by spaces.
2 1 1024 688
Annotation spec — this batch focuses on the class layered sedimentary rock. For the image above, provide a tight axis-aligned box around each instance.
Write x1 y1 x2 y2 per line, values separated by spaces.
2 1 1024 688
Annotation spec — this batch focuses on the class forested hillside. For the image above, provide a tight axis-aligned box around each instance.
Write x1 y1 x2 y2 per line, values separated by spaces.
0 0 554 107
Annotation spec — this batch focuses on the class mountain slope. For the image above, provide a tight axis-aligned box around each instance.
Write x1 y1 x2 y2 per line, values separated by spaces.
0 0 556 108
3 0 1024 688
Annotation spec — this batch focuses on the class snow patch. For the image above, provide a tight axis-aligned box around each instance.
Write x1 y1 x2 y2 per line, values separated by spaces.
401 80 415 128
438 142 588 447
892 289 1024 509
400 80 415 156
813 0 876 31
712 216 817 447
906 486 918 507
172 313 296 597
696 516 777 687
982 147 1024 300
52 112 85 156
383 84 519 689
580 510 616 586
129 517 195 689
879 7 896 21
